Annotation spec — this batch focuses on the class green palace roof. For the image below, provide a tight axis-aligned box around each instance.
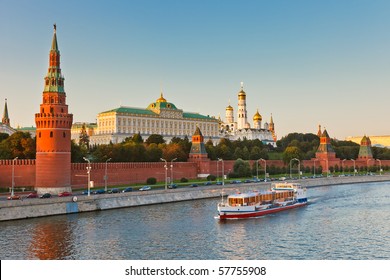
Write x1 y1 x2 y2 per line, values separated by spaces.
100 107 215 120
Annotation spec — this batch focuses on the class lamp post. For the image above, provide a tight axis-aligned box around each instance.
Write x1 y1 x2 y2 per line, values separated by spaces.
83 157 91 196
290 158 300 179
313 159 318 178
11 157 18 196
351 159 356 176
170 158 177 188
160 158 168 190
104 158 112 192
218 158 224 186
342 159 346 176
376 159 382 175
258 158 266 182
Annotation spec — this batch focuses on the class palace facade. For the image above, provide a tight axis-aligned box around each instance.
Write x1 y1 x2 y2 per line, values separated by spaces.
88 93 220 145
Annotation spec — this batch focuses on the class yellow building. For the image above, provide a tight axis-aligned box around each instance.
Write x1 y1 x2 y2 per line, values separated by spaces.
89 93 219 145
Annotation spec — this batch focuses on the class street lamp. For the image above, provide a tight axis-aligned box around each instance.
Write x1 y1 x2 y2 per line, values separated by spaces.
160 158 168 190
376 159 382 175
257 158 266 182
104 158 112 192
218 158 224 186
290 158 300 179
313 159 318 178
83 157 91 196
170 158 177 188
11 157 18 196
351 159 356 176
342 159 346 176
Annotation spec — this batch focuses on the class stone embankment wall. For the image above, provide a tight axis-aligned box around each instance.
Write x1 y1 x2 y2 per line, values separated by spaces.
1 175 389 222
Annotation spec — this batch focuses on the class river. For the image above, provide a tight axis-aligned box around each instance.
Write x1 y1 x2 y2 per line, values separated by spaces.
1 181 389 260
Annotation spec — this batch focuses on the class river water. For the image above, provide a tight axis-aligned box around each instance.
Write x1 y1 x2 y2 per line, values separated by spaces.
1 181 389 260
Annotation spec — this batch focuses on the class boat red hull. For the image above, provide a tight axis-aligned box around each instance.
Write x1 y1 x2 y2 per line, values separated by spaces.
218 202 307 220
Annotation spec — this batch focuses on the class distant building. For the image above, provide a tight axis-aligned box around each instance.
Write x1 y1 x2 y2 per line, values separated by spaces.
358 135 373 159
346 135 390 148
71 122 97 142
219 83 276 146
89 93 220 145
0 99 16 135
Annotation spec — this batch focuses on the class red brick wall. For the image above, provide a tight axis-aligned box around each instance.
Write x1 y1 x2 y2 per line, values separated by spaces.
1 159 390 189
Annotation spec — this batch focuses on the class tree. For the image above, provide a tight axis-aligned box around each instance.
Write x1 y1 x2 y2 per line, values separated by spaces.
145 134 165 145
282 146 302 164
131 132 143 144
0 131 36 159
231 158 251 178
78 123 90 149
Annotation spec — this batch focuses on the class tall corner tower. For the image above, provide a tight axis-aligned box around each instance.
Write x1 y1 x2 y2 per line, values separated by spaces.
35 25 73 195
237 82 248 129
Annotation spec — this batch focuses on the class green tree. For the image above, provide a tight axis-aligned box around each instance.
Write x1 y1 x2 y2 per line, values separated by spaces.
282 146 302 164
145 134 165 145
0 131 35 159
231 158 251 178
78 123 90 149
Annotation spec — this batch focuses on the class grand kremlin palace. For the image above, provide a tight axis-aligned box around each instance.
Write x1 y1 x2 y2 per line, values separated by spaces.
86 93 220 145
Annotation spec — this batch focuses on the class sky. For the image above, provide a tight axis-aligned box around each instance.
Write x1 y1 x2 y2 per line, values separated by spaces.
0 0 389 140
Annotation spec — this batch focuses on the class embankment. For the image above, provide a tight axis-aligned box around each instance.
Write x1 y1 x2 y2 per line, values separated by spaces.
1 175 389 222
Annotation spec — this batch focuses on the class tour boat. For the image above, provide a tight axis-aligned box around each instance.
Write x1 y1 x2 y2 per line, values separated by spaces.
217 182 308 220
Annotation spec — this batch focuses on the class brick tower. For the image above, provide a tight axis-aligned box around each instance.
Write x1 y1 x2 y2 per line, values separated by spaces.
315 128 338 172
358 135 373 159
35 25 73 195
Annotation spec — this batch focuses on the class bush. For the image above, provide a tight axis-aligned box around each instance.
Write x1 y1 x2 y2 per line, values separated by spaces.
146 177 157 185
207 174 216 181
180 177 188 183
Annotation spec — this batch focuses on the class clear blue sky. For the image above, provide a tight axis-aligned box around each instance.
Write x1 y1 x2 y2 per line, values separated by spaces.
1 0 389 140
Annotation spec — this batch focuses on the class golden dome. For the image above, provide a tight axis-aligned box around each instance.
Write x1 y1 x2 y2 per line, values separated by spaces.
238 89 246 97
226 104 233 111
253 110 262 121
156 93 167 103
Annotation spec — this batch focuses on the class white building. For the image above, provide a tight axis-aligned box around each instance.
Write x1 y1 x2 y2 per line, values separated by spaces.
220 84 276 146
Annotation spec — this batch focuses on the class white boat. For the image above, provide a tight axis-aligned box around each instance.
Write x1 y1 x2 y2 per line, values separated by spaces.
217 182 308 220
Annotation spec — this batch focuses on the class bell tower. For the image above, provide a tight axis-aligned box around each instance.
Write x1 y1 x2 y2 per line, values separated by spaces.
35 25 73 194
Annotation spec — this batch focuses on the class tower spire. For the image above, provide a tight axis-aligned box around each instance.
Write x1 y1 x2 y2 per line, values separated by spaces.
2 98 10 126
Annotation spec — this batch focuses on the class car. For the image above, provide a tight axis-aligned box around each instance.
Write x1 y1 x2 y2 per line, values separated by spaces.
139 186 151 191
122 187 133 192
244 179 252 183
190 184 198 187
58 191 72 197
7 195 21 200
82 190 90 195
25 192 38 198
93 189 106 194
108 188 119 193
168 184 177 189
216 181 223 185
203 181 212 186
40 193 51 199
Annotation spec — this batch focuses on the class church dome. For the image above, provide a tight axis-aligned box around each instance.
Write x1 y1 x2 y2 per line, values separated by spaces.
238 89 246 97
253 110 262 121
226 104 233 111
156 93 167 103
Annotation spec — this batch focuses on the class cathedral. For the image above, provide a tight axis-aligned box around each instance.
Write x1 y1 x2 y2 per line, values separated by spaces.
219 83 276 146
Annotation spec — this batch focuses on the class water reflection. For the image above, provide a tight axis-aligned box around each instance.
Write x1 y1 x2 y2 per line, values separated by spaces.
1 182 390 260
27 218 74 260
